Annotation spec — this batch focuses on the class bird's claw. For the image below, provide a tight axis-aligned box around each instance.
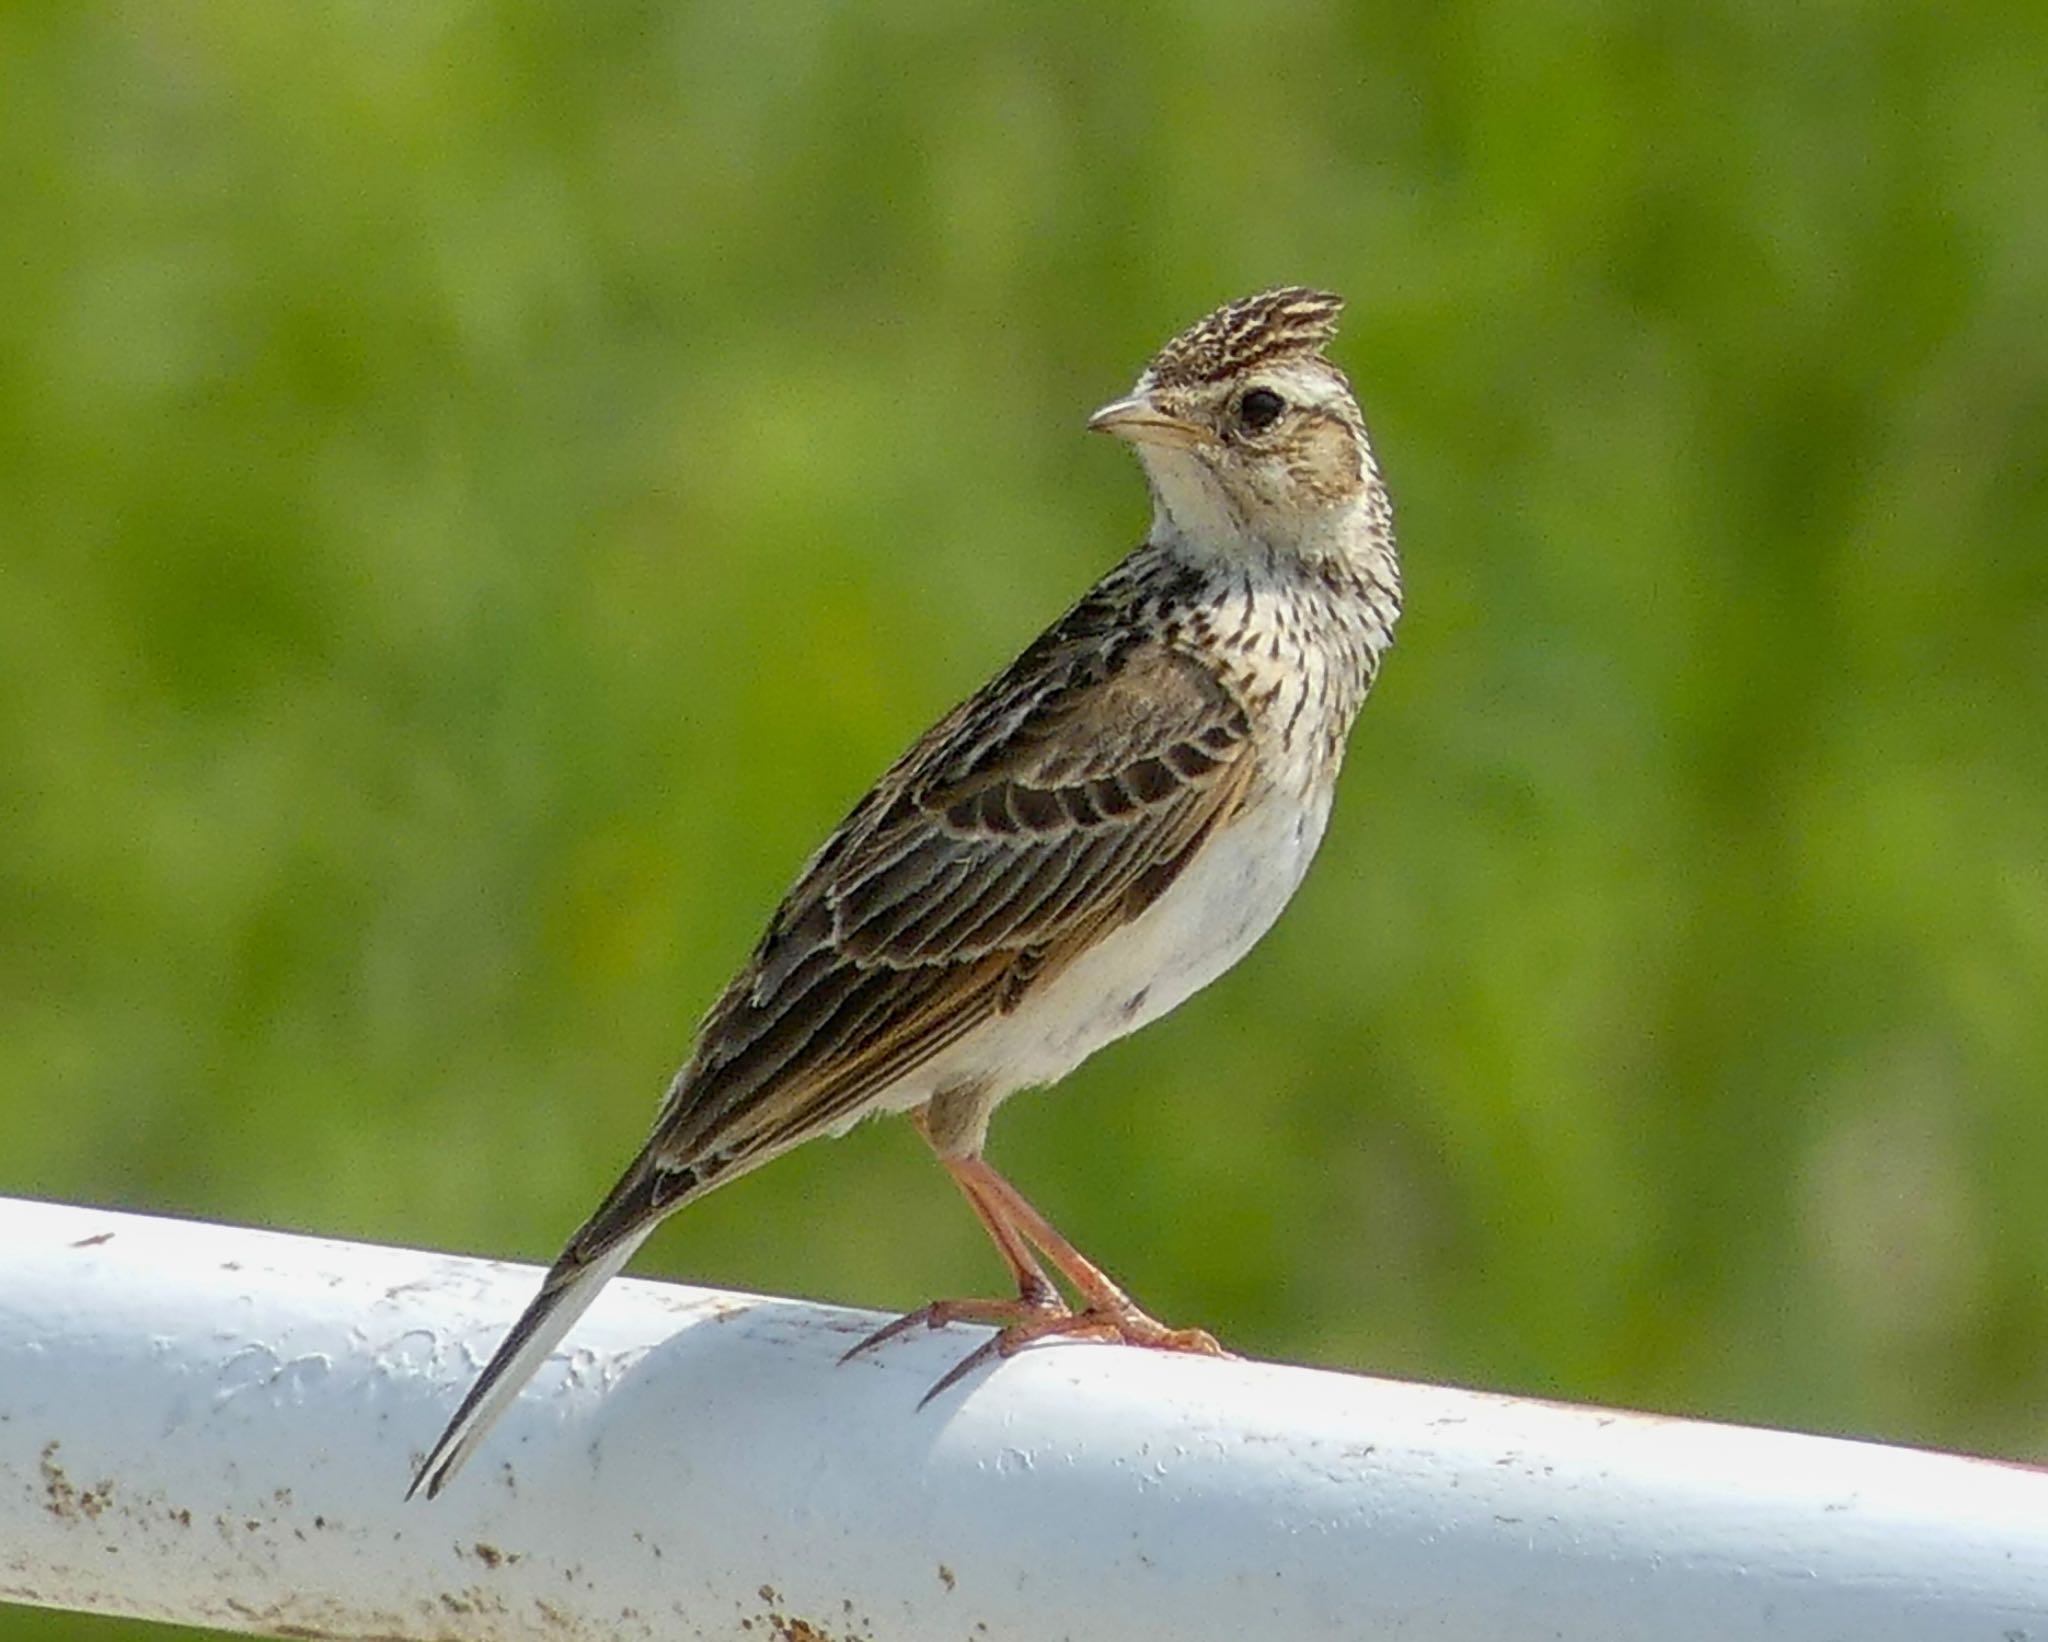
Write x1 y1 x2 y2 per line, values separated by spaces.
840 1291 1064 1367
842 1293 1232 1404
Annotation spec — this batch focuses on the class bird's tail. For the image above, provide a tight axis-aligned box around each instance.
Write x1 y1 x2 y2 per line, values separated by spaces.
408 1152 709 1500
407 1227 650 1500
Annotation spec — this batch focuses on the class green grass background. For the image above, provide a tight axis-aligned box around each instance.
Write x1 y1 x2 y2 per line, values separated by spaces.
4 2 2046 1635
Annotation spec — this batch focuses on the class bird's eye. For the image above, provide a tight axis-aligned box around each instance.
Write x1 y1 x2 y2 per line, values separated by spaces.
1238 387 1285 432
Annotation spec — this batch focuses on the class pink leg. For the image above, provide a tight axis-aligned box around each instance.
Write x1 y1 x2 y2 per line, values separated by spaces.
840 1153 1063 1368
841 1137 1229 1402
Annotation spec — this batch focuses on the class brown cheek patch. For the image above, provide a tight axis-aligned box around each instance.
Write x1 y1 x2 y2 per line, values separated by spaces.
1290 416 1363 503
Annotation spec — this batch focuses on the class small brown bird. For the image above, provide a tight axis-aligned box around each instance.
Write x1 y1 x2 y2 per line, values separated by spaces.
410 287 1401 1498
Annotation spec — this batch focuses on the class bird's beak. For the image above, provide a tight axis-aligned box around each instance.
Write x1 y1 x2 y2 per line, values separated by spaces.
1086 395 1210 450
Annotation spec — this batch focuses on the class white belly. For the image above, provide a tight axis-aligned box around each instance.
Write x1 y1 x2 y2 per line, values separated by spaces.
959 785 1334 1095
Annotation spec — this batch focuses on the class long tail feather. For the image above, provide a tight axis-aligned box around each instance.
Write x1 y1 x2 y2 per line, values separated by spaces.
408 1225 652 1500
408 1147 713 1498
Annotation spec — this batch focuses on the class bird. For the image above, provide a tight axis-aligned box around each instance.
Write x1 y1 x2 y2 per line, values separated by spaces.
409 286 1402 1499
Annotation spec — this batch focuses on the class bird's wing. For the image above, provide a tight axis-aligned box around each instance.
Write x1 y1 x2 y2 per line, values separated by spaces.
638 611 1258 1188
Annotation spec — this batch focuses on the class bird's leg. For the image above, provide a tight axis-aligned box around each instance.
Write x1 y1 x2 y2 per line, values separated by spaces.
841 1125 1229 1402
943 1156 1064 1310
839 1130 1064 1369
962 1159 1229 1359
907 1157 1233 1401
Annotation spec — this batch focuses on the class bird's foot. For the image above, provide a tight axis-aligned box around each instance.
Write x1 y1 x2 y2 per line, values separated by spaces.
840 1286 1065 1368
857 1148 1231 1402
986 1299 1228 1362
846 1289 1230 1405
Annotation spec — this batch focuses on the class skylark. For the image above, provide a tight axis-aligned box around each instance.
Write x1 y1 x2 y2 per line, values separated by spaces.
411 287 1402 1498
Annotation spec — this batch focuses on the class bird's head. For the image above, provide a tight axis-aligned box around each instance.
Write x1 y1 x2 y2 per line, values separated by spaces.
1089 287 1383 562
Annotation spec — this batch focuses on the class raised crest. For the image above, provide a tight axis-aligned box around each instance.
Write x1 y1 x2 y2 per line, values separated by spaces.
1142 287 1345 388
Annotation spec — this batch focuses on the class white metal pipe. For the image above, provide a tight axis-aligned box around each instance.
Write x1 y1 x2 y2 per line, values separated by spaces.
0 1194 2042 1641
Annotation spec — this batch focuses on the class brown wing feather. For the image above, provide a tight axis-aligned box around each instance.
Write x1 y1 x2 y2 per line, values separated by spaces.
644 595 1255 1179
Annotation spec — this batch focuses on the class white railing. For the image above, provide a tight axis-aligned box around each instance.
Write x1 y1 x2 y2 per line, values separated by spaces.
0 1193 2042 1640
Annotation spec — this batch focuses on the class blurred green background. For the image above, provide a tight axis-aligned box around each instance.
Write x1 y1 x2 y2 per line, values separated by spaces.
4 1 2047 1633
